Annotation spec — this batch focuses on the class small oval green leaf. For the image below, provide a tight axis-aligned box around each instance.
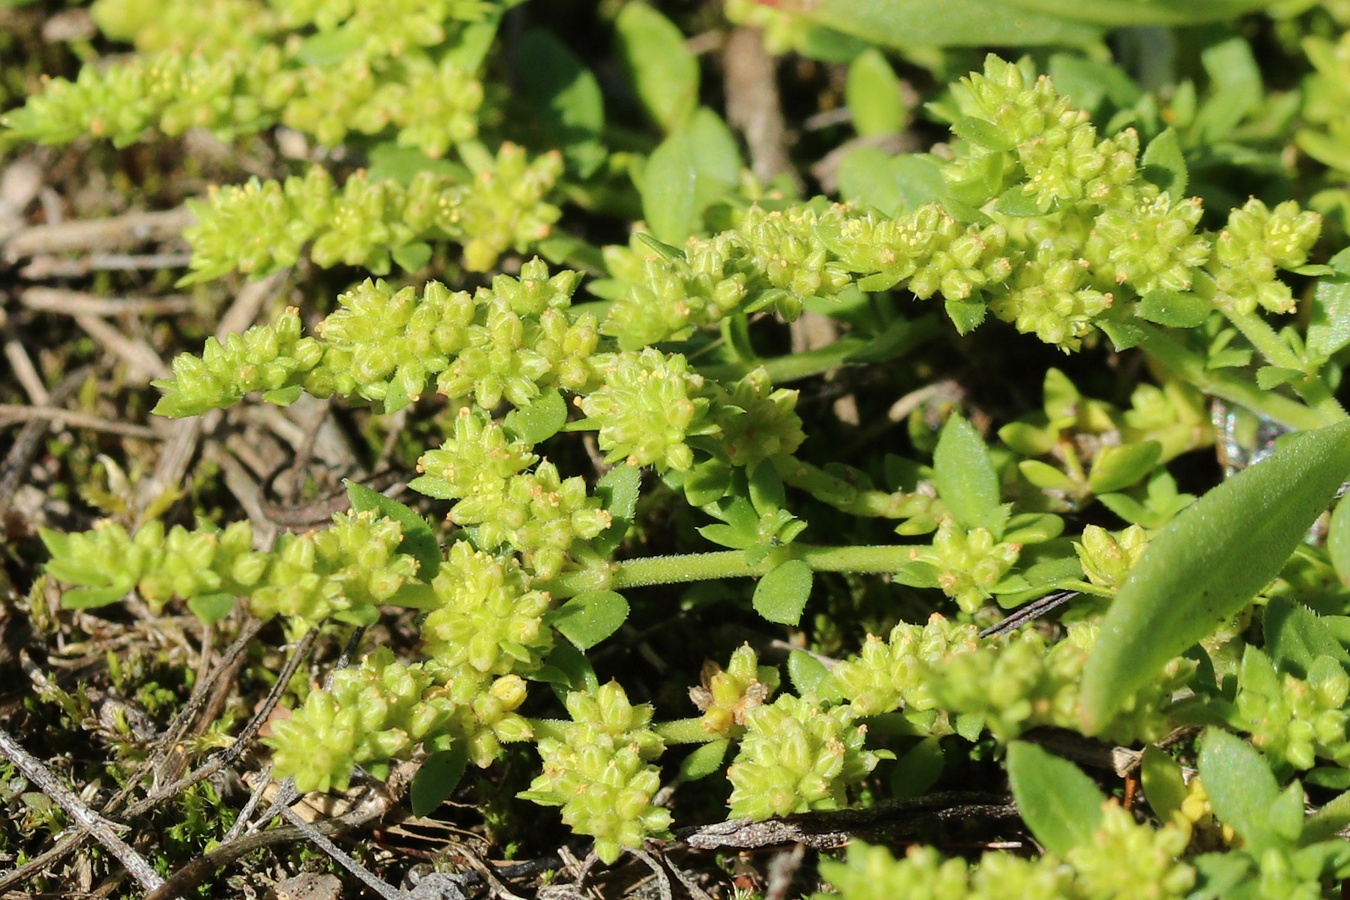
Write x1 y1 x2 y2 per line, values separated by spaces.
1006 741 1106 856
753 560 814 626
411 745 469 817
1080 420 1350 734
615 2 698 132
548 590 630 650
1198 728 1282 853
934 414 1000 532
680 739 729 780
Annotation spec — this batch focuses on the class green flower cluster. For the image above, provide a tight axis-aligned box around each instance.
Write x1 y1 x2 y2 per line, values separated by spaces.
415 412 611 577
725 693 882 820
156 259 598 418
5 0 491 153
265 648 458 793
248 510 418 626
152 307 321 418
600 204 855 351
521 682 670 864
421 540 554 675
42 511 418 627
1234 648 1350 773
422 665 533 768
596 55 1321 356
93 0 279 56
927 623 1192 744
182 146 563 283
688 644 780 738
40 519 265 611
831 615 981 722
1075 524 1149 593
910 519 1023 613
1207 199 1322 316
816 805 1194 900
709 368 807 470
815 843 1071 900
580 349 718 472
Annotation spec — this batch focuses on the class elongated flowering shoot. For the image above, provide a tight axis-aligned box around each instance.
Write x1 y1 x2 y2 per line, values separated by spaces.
39 511 418 627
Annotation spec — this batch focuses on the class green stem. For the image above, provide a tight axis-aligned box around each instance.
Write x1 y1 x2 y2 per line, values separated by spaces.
1135 323 1328 431
1221 307 1347 425
654 717 717 744
542 543 929 598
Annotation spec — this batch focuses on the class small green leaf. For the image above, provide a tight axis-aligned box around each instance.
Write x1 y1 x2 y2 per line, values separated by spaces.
1137 290 1209 328
944 297 986 335
540 640 600 695
890 737 945 798
187 593 236 625
753 560 814 626
548 591 630 650
410 745 469 817
1087 441 1161 494
680 739 729 780
1140 129 1188 200
1080 420 1350 734
1304 788 1350 843
63 585 132 609
846 49 907 136
519 29 606 177
1329 496 1350 587
641 131 698 244
747 460 787 515
593 463 642 558
1256 366 1304 390
1308 252 1350 363
391 242 433 273
1140 745 1188 823
786 649 843 701
1006 742 1106 856
346 481 440 579
1019 459 1076 492
836 150 946 218
935 414 1001 533
504 389 568 445
1264 598 1350 677
1198 728 1284 854
615 2 697 132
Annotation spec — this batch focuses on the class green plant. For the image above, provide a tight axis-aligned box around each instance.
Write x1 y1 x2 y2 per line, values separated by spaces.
10 0 1350 895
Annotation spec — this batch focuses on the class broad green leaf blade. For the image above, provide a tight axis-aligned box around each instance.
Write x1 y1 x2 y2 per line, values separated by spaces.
504 389 568 445
410 745 469 817
1197 728 1283 854
1006 742 1106 856
187 593 236 625
753 560 814 625
593 463 642 558
548 591 630 650
614 2 697 132
934 414 1000 534
1080 420 1350 734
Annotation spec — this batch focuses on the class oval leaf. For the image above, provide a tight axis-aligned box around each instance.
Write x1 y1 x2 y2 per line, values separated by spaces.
753 559 814 626
1006 741 1106 856
410 745 469 817
614 2 697 132
680 739 729 780
347 481 440 579
1080 420 1350 734
1197 728 1281 853
934 414 1001 533
548 590 630 650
